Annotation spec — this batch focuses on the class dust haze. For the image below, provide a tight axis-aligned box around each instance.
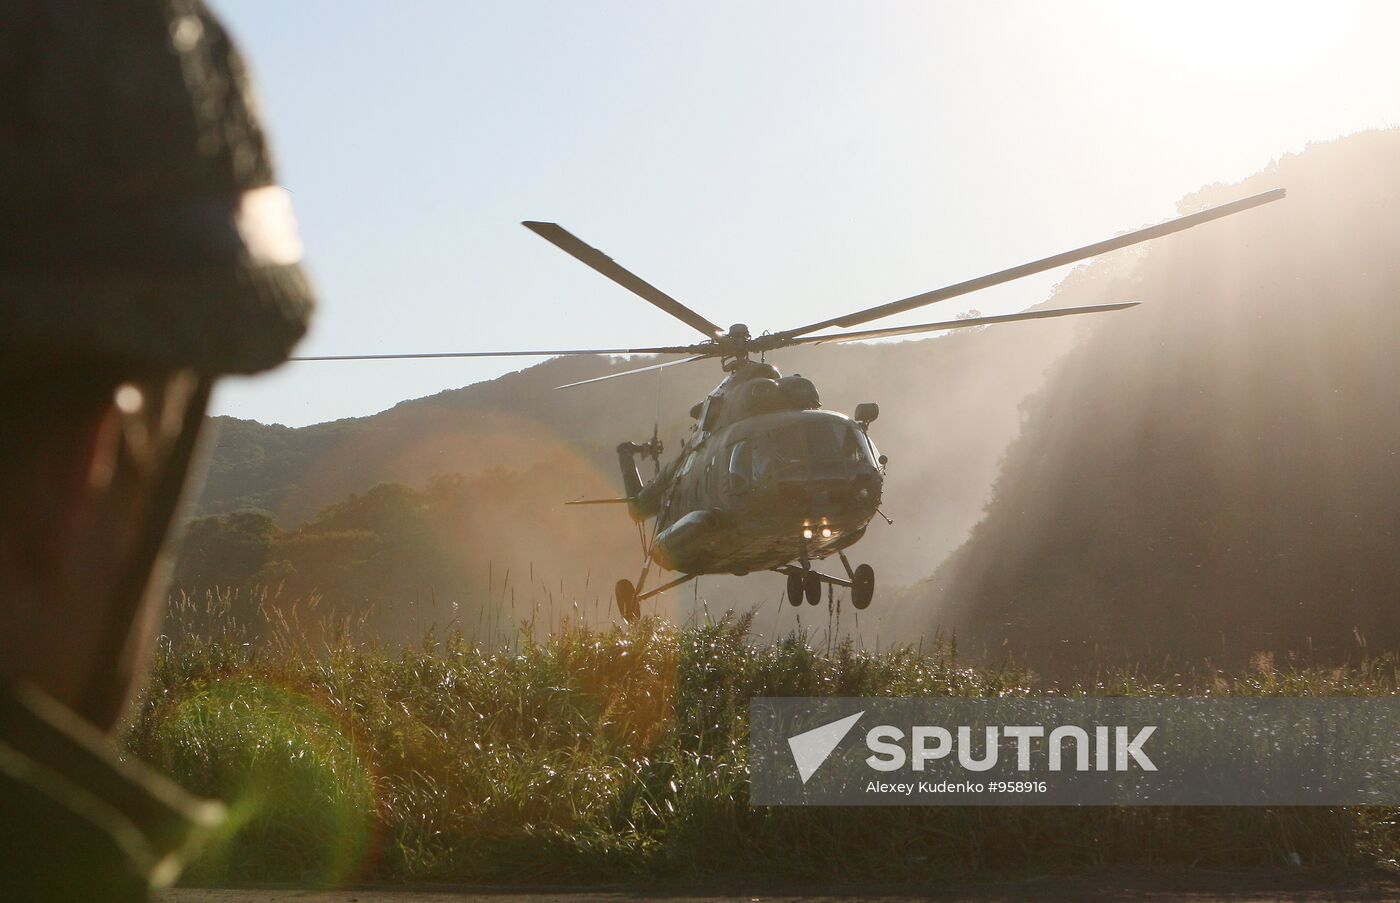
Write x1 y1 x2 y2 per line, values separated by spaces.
175 273 1119 642
175 130 1396 663
919 129 1400 673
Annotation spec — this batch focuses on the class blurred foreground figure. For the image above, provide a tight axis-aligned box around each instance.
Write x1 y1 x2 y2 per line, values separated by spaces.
0 1 314 898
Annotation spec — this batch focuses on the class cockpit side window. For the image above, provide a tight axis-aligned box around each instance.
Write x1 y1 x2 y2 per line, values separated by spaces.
727 440 752 493
845 426 878 466
701 395 724 432
861 431 882 468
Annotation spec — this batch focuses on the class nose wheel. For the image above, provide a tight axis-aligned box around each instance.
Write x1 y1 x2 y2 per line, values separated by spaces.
786 571 805 606
776 554 875 609
784 566 824 605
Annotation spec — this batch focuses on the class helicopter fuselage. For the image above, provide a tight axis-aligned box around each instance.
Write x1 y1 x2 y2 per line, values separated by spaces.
650 408 883 575
621 361 884 578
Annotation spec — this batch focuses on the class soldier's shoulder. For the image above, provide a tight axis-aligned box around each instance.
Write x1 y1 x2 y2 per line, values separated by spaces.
0 684 224 903
0 741 152 901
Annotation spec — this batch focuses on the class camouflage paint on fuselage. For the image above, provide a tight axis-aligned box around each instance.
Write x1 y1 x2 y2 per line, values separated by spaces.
649 406 883 576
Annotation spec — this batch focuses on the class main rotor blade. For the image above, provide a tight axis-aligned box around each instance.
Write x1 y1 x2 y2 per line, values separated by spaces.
290 344 699 362
523 221 724 339
773 301 1140 348
774 188 1285 339
556 354 712 390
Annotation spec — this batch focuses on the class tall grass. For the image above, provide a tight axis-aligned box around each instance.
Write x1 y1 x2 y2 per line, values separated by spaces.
125 597 1400 886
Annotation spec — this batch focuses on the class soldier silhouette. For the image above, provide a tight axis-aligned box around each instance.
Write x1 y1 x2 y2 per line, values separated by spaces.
0 1 314 898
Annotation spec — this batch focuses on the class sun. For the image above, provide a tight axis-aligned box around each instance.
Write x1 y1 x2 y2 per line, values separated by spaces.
1102 0 1357 83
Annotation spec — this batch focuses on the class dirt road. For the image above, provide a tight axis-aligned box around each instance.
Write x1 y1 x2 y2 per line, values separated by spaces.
159 870 1400 902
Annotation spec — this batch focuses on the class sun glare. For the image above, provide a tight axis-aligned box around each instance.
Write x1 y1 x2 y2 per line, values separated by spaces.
1105 1 1356 82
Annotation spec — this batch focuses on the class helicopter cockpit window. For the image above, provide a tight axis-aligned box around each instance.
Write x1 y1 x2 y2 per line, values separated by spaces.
727 440 752 492
861 432 882 468
700 395 724 432
755 420 873 476
852 429 880 468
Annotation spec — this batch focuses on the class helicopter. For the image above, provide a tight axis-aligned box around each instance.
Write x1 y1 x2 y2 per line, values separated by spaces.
296 187 1285 622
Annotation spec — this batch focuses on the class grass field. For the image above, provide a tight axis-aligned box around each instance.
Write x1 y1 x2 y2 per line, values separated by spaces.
126 596 1400 888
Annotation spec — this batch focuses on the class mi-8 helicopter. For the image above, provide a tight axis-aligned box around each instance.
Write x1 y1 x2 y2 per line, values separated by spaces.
297 188 1284 622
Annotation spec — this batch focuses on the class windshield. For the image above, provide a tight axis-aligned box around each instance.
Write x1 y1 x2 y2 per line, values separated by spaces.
755 419 873 477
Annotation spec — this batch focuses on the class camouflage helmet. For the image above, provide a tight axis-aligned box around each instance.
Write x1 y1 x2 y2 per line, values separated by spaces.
0 0 314 375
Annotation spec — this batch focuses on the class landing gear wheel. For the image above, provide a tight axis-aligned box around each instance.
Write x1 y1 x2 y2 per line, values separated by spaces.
616 579 640 623
804 570 822 605
851 564 875 610
786 571 805 606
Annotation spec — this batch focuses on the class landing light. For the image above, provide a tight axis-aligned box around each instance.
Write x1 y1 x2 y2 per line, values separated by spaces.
802 528 814 540
820 527 833 539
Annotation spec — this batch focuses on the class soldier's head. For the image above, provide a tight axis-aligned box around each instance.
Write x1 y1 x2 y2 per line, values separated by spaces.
0 0 314 730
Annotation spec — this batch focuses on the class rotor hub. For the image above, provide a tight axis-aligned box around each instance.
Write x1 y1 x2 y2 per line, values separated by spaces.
719 323 752 363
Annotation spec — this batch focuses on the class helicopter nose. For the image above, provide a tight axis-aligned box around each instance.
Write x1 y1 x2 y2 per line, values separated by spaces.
775 471 880 511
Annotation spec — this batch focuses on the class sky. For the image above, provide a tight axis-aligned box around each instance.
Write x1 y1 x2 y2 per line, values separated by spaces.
209 0 1400 427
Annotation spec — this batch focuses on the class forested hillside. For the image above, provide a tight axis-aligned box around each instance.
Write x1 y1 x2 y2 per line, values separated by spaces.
918 129 1400 671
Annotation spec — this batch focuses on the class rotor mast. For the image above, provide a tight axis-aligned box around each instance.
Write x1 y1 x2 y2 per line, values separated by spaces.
719 323 752 370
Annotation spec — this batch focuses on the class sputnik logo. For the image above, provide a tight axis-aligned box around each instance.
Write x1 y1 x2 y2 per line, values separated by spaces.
787 710 864 784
